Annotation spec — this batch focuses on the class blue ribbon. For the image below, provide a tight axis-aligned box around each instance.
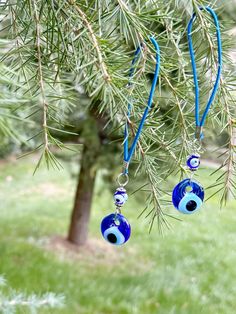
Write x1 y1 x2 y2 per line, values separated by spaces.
187 6 222 139
123 36 160 174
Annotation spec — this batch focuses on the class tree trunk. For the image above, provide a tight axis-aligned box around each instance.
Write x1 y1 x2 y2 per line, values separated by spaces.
67 143 97 245
67 104 107 246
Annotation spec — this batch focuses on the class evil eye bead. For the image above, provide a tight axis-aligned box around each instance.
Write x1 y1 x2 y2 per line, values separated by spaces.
113 187 128 206
101 213 131 245
172 178 204 214
186 154 200 170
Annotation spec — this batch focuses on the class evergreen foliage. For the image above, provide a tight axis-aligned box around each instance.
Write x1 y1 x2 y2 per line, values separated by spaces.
0 0 236 229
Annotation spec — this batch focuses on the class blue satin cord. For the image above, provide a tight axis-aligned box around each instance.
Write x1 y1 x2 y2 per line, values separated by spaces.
187 6 222 139
123 37 160 174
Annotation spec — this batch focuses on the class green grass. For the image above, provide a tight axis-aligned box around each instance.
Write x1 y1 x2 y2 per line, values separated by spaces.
0 156 236 314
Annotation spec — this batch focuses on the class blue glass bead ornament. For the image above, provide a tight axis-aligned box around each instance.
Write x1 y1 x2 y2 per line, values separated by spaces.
186 154 200 170
101 213 131 245
172 179 204 214
100 38 160 246
114 187 128 206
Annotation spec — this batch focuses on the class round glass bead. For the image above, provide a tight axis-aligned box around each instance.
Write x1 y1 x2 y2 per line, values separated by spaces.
113 187 128 206
172 178 204 214
101 213 131 245
186 154 200 170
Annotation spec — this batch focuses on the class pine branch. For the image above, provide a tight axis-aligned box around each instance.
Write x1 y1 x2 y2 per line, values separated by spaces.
67 0 111 82
1 0 236 232
214 78 236 204
32 0 49 151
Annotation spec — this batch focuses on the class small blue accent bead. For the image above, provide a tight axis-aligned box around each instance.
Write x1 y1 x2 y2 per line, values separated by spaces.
186 154 200 170
114 188 128 206
101 213 131 245
172 179 204 214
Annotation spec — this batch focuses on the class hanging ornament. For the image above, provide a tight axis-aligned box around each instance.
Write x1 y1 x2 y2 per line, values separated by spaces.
101 175 131 246
172 6 222 214
101 37 160 245
172 178 204 214
101 187 130 245
101 213 131 245
113 187 128 206
186 154 200 170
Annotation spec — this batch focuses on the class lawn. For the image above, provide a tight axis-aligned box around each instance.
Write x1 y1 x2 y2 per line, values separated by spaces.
0 156 235 314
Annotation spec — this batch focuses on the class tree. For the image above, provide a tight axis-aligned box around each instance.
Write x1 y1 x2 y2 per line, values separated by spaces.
0 0 236 245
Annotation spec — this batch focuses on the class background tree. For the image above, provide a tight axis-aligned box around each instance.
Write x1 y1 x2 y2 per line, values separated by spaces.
0 0 236 246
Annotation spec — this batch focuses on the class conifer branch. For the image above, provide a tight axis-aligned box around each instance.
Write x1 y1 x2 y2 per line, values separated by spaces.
32 0 49 151
67 0 111 82
217 82 236 203
1 0 236 233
